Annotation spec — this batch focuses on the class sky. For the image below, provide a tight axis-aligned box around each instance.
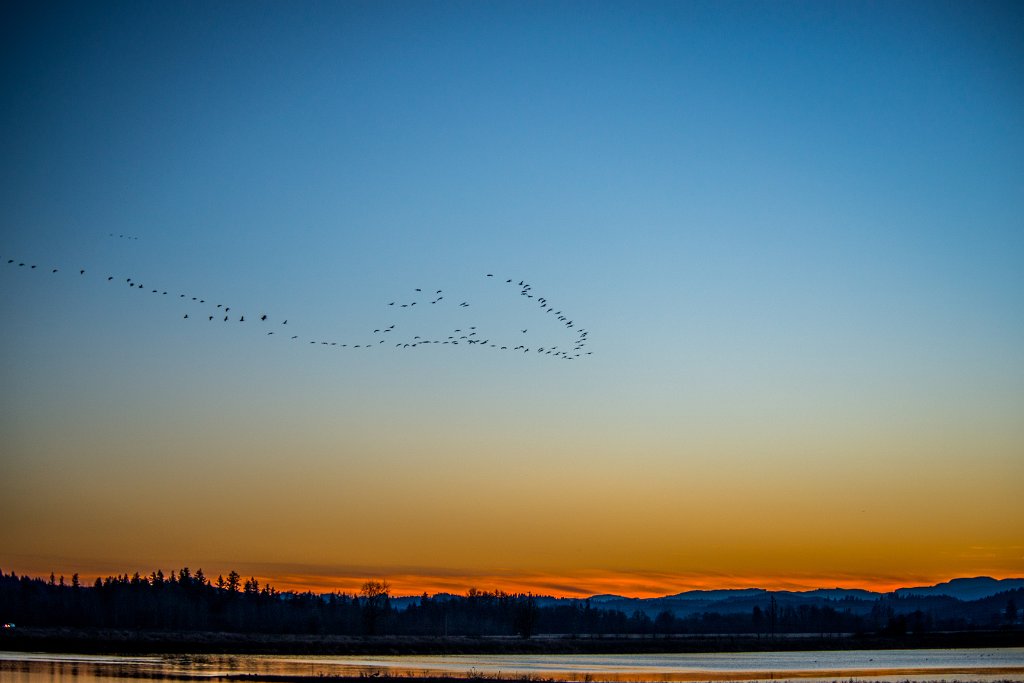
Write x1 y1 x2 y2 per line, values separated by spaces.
1 0 1022 598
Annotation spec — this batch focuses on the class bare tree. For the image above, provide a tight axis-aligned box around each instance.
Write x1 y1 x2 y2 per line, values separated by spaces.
360 580 391 634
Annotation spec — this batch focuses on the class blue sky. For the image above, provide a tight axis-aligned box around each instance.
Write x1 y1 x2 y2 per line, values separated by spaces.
1 0 1022 593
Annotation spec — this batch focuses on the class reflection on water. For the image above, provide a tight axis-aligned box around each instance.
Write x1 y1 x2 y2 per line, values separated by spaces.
1 648 1023 682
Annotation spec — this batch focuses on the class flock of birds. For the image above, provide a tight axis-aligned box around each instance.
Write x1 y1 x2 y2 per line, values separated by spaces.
3 238 592 361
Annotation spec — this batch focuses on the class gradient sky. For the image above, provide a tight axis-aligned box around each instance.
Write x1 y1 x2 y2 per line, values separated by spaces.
1 0 1022 598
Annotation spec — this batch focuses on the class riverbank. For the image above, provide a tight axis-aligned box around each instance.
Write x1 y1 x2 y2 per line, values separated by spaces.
2 628 1022 655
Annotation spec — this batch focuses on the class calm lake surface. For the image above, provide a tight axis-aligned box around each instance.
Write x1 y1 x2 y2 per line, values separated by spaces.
3 648 1024 682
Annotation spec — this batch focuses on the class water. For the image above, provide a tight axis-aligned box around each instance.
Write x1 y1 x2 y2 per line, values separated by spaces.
2 648 1023 682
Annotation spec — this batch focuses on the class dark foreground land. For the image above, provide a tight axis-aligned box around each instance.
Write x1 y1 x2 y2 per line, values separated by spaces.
2 627 1023 655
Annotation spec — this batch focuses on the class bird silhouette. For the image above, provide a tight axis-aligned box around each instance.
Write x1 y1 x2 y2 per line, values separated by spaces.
6 255 591 361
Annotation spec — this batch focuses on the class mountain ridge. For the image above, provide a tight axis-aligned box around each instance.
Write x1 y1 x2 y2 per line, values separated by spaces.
389 576 1024 613
578 576 1024 604
543 577 1024 619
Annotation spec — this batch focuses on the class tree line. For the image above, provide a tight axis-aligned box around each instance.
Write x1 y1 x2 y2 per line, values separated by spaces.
0 568 1019 637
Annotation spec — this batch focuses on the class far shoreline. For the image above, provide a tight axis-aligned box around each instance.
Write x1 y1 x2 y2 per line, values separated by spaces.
2 627 1022 656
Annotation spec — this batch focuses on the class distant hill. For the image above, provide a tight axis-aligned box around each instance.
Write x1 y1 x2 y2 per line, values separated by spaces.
667 588 767 601
896 577 1024 601
393 578 1023 617
803 588 878 600
541 577 1023 619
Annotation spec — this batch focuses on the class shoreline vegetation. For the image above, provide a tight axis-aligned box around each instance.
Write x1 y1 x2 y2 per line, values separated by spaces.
2 627 1023 655
3 568 1022 661
3 570 1022 641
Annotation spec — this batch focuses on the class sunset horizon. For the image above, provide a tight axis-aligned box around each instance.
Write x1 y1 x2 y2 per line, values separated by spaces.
2 0 1022 628
5 560 1022 600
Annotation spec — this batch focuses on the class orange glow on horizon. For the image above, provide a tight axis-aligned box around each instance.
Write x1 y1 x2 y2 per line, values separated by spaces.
195 570 1018 599
9 562 1020 599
